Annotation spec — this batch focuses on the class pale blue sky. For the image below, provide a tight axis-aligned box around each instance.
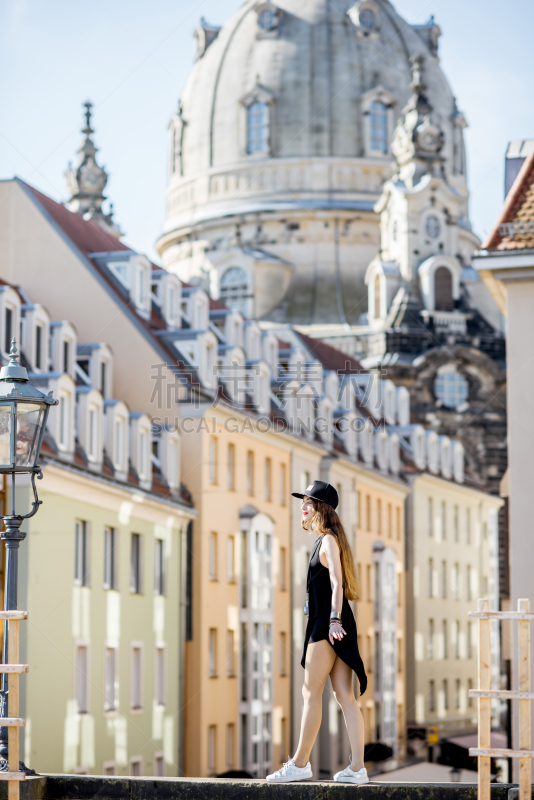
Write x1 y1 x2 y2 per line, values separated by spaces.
1 0 533 262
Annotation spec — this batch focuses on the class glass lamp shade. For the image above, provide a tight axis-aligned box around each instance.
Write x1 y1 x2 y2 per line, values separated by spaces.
0 401 50 472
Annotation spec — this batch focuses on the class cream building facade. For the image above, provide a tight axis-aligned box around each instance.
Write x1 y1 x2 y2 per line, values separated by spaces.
405 472 502 746
156 0 469 326
473 145 534 773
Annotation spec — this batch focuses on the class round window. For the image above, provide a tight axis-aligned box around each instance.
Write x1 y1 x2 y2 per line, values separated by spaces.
425 214 441 239
258 9 277 30
359 8 376 29
434 371 468 409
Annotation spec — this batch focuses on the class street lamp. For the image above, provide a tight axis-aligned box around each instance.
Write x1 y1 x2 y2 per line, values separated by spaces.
0 339 57 768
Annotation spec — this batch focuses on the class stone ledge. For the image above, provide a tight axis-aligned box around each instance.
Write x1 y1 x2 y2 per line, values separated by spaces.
0 776 530 800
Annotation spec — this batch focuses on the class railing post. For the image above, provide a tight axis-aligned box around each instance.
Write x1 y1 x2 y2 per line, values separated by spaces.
518 599 531 800
478 598 491 800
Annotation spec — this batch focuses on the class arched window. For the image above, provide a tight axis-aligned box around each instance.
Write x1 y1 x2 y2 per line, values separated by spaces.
434 266 453 311
370 101 388 153
220 268 250 316
434 370 469 409
247 102 269 154
374 274 381 319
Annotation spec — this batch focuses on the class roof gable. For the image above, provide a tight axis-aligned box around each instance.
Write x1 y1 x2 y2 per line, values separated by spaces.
484 146 534 251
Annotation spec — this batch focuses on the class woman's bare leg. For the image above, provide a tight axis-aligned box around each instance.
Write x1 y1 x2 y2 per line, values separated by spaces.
330 656 365 771
293 640 336 768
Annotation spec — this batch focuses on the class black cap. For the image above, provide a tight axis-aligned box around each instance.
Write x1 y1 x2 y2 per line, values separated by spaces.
291 480 338 510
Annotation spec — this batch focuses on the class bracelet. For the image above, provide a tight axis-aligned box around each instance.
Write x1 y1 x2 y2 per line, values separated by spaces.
330 611 342 621
329 620 342 626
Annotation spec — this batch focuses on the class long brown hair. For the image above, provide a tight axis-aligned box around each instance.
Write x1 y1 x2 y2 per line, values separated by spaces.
302 499 360 600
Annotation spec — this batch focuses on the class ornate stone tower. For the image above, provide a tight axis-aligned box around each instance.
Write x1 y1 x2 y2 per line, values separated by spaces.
65 102 122 238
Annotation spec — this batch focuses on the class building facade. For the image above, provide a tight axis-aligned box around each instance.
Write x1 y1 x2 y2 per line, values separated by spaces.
405 473 502 748
473 144 534 776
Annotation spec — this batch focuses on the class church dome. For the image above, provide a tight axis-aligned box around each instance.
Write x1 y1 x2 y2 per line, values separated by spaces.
157 0 469 325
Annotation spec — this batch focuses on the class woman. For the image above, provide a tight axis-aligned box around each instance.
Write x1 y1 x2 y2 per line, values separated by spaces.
267 480 368 784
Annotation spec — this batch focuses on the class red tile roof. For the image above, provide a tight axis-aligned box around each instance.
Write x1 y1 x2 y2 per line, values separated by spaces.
295 330 365 373
26 183 131 256
484 146 534 251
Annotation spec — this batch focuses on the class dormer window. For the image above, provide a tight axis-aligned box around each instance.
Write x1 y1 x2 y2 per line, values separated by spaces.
370 101 388 154
360 86 396 157
247 102 269 154
109 261 129 287
35 324 44 370
255 2 281 36
348 1 381 38
221 268 250 316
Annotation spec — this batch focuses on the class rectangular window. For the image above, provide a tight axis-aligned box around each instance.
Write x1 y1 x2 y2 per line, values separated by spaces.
226 723 234 769
59 394 68 447
130 533 142 593
100 361 107 397
366 495 371 531
441 560 447 599
428 558 434 598
103 761 117 776
279 632 287 676
441 501 447 540
103 527 117 590
227 443 235 490
35 324 42 369
208 725 217 774
468 621 473 659
129 756 142 777
155 645 166 706
104 646 118 712
241 531 248 608
443 620 448 659
4 308 12 355
454 505 459 542
75 520 90 587
209 532 218 580
387 503 392 538
265 457 272 502
246 450 254 496
466 508 471 544
279 546 287 591
455 679 461 709
377 499 382 535
396 506 401 540
429 680 436 713
227 536 235 583
209 437 217 484
443 679 449 711
89 407 98 459
279 464 286 505
453 563 460 599
454 620 460 659
63 339 69 374
241 623 248 701
468 678 473 707
209 628 218 678
366 564 371 601
240 714 248 768
130 643 143 711
357 492 361 528
226 629 235 677
153 753 165 777
428 498 434 536
428 619 434 660
467 565 472 601
75 643 89 714
154 539 165 595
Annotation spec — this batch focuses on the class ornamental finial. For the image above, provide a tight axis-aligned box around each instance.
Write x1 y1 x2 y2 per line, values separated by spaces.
0 338 28 382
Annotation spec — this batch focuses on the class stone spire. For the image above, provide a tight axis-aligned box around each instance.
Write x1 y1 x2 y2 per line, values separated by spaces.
391 55 445 187
65 102 123 238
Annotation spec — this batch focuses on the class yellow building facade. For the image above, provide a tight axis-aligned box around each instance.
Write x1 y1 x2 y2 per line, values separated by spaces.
180 405 291 778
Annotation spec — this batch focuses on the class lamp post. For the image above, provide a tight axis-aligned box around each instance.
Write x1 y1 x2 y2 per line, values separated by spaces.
0 339 57 769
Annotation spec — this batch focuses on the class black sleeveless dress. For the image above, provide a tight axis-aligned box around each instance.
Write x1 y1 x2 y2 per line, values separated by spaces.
301 535 367 695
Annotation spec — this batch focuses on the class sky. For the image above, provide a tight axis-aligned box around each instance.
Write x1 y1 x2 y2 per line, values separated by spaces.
1 0 533 263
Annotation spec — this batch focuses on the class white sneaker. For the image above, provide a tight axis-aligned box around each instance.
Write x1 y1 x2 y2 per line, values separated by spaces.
333 765 369 784
266 759 313 783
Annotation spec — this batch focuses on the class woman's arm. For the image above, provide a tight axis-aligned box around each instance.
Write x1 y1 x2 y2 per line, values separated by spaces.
322 534 346 643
